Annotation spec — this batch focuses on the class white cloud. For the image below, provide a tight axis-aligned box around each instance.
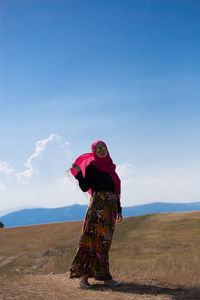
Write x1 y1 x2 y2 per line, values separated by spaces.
116 163 200 207
15 133 64 180
0 133 73 211
0 162 15 176
116 163 134 179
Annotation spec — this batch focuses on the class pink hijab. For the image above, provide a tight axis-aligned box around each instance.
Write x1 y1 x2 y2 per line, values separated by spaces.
69 140 121 198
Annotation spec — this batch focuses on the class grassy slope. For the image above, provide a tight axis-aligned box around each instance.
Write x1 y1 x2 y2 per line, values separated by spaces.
1 211 200 299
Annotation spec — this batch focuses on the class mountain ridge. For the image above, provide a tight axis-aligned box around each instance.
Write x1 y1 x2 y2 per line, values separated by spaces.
1 201 200 228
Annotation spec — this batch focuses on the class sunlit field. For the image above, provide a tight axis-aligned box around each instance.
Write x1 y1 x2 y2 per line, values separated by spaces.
1 212 200 299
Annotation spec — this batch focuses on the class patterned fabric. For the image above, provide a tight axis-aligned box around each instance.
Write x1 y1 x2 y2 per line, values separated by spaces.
69 191 118 280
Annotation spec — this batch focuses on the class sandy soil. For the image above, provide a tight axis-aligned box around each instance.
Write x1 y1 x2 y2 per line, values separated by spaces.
0 273 185 300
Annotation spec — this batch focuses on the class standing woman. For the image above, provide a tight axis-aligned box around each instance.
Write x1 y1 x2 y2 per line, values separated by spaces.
68 140 122 288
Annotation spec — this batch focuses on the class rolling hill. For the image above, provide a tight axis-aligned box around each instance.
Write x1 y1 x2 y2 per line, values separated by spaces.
1 211 200 299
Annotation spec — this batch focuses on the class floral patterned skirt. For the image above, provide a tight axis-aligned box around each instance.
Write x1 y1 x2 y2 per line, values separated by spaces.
69 191 118 281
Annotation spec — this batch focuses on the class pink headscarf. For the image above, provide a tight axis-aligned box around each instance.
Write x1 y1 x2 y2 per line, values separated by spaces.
69 140 121 199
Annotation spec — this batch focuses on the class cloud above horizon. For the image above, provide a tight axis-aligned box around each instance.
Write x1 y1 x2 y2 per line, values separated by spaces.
0 133 200 213
0 133 79 210
0 133 71 181
15 133 66 180
0 162 15 176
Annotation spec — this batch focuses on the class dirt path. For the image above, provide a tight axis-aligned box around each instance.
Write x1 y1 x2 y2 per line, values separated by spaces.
0 273 187 300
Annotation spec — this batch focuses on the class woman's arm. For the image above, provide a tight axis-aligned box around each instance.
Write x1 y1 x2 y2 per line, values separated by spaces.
72 164 92 192
117 212 123 223
117 196 122 223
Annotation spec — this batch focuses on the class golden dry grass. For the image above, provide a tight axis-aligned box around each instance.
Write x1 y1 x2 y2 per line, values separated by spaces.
1 211 200 299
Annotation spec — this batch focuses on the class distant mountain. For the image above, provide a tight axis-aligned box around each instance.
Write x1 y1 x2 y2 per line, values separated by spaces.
0 205 44 217
122 202 200 216
0 205 88 228
1 202 200 228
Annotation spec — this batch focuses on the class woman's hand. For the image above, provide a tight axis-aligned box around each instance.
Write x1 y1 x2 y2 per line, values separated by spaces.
72 163 81 173
116 213 123 223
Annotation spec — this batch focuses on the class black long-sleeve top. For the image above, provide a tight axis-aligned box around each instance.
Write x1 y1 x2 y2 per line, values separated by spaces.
75 163 122 213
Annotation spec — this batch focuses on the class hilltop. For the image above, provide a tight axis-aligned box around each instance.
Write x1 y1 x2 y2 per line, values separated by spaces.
1 212 200 299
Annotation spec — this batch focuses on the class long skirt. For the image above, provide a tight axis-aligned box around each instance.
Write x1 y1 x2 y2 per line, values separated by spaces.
69 191 118 281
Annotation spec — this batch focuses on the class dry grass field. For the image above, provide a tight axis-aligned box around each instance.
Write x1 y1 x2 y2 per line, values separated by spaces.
1 211 200 299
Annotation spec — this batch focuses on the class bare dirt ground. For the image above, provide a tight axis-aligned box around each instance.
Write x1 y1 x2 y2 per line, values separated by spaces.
0 273 194 300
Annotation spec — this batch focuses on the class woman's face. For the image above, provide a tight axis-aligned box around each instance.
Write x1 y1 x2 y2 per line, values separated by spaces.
95 142 108 158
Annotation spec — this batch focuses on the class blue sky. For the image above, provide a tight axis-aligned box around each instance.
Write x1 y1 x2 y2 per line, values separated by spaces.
0 0 200 214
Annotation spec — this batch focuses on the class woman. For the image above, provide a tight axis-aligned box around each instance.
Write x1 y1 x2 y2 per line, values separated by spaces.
68 140 122 289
